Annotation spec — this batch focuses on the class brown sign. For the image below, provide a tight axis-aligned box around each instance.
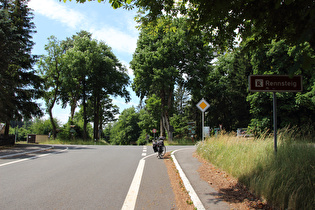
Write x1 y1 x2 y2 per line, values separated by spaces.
249 75 302 92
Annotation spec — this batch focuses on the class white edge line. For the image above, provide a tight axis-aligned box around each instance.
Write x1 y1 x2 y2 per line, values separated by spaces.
0 147 68 167
171 149 206 210
0 146 53 159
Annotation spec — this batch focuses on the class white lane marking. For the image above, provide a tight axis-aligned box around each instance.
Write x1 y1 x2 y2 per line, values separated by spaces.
0 147 68 167
142 146 147 156
121 153 155 210
171 149 206 210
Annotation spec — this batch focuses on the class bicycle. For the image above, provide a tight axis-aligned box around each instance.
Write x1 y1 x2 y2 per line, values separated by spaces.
152 137 166 159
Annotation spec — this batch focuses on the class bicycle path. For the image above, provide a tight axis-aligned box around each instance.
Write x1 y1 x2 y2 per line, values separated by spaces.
173 148 230 210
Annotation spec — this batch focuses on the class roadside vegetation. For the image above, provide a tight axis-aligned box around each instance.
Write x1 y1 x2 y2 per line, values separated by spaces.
196 127 315 209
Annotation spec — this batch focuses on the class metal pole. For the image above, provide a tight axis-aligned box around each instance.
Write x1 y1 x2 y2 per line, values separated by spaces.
273 92 277 153
202 112 205 141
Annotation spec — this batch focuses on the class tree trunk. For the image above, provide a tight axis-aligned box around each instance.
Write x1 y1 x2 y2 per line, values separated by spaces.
93 94 100 141
159 88 174 141
82 79 88 140
4 120 10 137
159 114 164 137
98 104 103 140
70 99 76 120
48 105 57 139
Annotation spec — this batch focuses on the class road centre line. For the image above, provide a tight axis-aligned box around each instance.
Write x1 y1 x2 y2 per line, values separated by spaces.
0 147 68 167
141 146 147 156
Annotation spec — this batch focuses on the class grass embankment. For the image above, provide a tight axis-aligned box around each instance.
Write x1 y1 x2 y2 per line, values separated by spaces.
196 130 315 209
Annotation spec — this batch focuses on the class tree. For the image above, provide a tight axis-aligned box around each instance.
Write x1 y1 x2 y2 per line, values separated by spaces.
131 17 213 140
62 31 130 140
137 95 160 136
67 0 315 52
98 96 119 139
202 49 252 131
247 40 315 132
37 36 64 139
87 40 130 140
110 107 141 145
0 0 43 138
59 31 91 121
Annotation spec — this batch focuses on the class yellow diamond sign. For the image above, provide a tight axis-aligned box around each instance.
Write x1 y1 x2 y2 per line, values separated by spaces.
197 98 210 112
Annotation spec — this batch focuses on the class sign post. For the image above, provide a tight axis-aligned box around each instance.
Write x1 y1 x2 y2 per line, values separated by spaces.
152 128 157 140
196 98 210 141
249 75 302 153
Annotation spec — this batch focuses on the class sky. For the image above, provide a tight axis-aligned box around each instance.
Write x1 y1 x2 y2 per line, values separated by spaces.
27 0 141 124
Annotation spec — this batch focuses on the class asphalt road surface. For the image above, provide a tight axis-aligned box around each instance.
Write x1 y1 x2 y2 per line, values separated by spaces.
0 145 193 210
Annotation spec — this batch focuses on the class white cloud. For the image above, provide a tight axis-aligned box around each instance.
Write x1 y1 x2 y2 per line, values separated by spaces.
29 0 138 55
29 0 85 29
120 60 134 77
91 27 137 55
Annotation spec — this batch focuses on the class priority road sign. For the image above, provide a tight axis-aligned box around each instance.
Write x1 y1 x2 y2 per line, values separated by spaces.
196 98 210 141
196 98 210 112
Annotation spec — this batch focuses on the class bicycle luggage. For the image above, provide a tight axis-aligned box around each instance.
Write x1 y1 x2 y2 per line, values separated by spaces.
152 141 158 152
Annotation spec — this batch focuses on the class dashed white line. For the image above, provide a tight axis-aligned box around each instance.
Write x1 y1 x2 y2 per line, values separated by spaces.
141 146 147 156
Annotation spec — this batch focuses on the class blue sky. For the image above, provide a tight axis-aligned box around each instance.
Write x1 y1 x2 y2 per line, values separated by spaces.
28 0 140 124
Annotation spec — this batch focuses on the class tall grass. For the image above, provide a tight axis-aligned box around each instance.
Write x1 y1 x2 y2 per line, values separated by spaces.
196 128 315 209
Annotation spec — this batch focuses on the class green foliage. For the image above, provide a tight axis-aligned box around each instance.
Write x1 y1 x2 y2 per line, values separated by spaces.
170 113 188 139
136 130 149 145
68 0 314 53
38 31 130 140
9 118 59 140
110 107 141 145
31 118 59 135
0 0 43 128
58 110 93 140
248 40 315 132
204 49 252 131
197 130 315 209
131 17 213 138
37 35 64 139
137 108 158 138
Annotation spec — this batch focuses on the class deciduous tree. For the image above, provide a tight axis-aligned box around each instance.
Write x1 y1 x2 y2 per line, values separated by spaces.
37 36 64 139
131 17 213 140
66 0 315 52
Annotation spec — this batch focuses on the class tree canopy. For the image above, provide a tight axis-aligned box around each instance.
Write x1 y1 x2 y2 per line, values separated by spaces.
0 0 43 136
66 0 315 52
38 31 130 140
130 17 213 139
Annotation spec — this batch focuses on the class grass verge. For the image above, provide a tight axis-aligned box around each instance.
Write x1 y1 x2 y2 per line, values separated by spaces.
196 131 314 209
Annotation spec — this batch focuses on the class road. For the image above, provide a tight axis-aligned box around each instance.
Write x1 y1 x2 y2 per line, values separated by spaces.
0 145 193 210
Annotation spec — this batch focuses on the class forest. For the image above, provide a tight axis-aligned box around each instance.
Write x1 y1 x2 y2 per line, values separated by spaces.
1 0 314 145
